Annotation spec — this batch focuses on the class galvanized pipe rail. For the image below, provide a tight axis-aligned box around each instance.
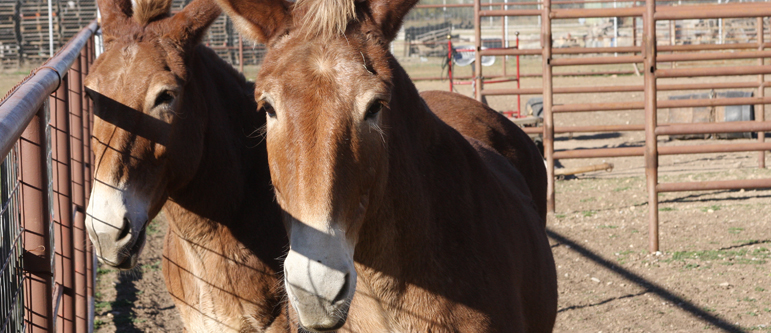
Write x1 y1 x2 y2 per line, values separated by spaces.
0 20 97 333
470 0 771 252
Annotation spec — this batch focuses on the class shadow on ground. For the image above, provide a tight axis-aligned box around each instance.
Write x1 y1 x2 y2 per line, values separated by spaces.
547 228 745 333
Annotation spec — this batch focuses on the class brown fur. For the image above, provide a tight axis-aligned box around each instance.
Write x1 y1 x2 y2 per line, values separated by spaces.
87 0 291 331
421 91 548 222
218 0 558 331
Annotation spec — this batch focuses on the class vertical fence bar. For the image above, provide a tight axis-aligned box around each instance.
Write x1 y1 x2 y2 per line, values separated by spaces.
1 145 24 333
474 0 483 101
238 36 244 73
758 17 766 169
516 32 521 116
501 3 506 77
633 16 638 47
644 0 659 252
68 51 88 332
669 20 676 68
87 36 98 333
448 35 453 92
51 73 76 332
20 101 54 333
82 35 95 333
542 0 555 213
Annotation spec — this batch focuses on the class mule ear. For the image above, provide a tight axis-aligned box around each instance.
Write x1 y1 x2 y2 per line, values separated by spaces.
97 0 133 39
366 0 419 43
215 0 292 45
168 0 222 47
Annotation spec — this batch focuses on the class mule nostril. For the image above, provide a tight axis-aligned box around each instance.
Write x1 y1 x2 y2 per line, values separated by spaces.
117 217 131 241
331 273 350 303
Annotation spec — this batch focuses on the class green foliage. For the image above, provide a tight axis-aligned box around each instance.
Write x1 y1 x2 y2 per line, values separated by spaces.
728 227 744 234
141 260 161 273
666 248 769 265
95 301 111 313
147 222 160 235
97 267 112 276
700 205 721 212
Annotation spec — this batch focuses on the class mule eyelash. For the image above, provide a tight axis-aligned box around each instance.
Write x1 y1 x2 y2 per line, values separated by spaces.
154 90 175 107
259 100 276 118
365 100 385 120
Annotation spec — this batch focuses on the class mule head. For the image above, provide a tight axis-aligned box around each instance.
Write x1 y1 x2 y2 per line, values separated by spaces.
218 0 417 330
84 0 220 269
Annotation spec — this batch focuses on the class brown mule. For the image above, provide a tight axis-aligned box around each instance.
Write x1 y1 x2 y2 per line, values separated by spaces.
216 0 558 332
421 90 548 223
83 0 290 330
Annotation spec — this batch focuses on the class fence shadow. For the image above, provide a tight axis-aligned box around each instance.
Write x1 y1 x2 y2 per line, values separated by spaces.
547 228 745 333
659 189 771 204
555 132 623 141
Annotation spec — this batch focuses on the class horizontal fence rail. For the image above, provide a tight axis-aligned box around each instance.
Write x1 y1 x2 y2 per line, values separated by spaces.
0 20 97 333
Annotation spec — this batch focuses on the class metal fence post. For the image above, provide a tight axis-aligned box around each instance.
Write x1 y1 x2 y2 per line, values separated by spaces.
239 36 244 73
474 0 483 102
51 72 76 332
757 17 766 169
68 51 88 332
82 35 96 333
644 0 659 252
20 102 54 333
542 0 555 214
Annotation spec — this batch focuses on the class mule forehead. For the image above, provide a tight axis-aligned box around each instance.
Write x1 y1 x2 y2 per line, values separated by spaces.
256 35 388 108
87 41 174 106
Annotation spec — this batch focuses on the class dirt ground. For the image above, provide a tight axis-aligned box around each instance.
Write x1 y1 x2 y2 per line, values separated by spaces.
84 66 771 332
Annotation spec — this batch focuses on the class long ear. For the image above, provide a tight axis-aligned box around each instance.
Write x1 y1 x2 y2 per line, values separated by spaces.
167 0 223 47
98 0 133 39
215 0 292 45
367 0 419 42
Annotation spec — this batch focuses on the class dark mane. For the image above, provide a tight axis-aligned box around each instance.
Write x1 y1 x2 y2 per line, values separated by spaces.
294 0 356 40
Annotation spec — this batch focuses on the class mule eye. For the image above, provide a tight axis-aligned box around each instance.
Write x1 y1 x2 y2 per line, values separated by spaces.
261 102 276 118
365 101 384 120
154 91 174 107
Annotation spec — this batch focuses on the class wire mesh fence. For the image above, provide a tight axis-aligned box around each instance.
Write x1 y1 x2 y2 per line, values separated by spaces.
0 146 24 333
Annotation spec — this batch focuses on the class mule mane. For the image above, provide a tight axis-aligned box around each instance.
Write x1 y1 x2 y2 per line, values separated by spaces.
295 0 356 40
132 0 173 25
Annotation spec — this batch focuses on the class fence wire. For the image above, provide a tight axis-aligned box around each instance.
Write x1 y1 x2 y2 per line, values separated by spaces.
0 146 24 333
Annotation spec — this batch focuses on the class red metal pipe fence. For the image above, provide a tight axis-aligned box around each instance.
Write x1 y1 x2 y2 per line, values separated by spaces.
469 0 771 252
0 20 98 333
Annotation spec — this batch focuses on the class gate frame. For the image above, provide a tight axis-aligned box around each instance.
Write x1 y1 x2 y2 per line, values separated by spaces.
470 0 771 252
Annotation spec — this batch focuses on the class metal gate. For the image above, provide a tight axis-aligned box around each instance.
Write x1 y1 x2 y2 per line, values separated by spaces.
0 20 97 333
